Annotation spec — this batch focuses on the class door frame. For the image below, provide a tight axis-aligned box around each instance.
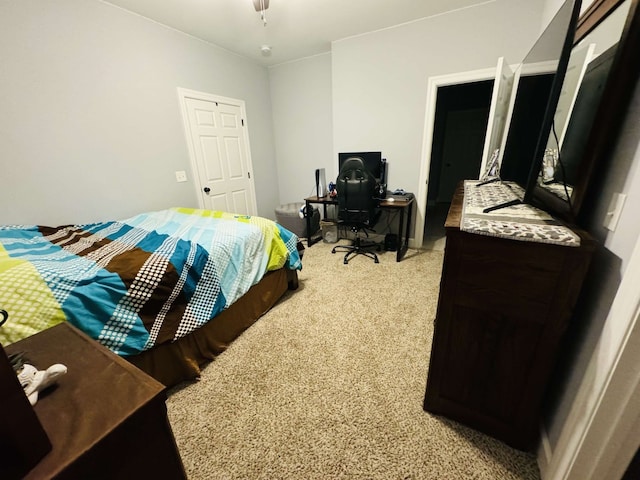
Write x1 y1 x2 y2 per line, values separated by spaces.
414 67 497 248
176 87 257 214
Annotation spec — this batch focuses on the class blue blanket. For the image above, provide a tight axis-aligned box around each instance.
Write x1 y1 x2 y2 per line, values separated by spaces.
0 208 301 356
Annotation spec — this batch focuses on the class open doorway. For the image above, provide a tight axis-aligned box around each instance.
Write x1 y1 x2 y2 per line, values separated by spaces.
423 81 494 250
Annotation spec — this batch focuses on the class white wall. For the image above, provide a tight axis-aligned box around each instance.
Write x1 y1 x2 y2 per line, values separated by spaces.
540 0 565 31
536 0 640 478
331 0 545 196
0 0 279 225
540 0 595 32
539 82 640 480
269 53 333 205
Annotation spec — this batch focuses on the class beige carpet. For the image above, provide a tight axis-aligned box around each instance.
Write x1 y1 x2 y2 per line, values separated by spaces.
166 240 540 480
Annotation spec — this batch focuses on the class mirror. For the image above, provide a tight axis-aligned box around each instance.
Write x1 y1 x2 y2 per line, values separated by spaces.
531 0 640 222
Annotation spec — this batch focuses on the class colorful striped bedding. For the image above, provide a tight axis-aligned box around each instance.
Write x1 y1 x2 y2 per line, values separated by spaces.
0 208 301 356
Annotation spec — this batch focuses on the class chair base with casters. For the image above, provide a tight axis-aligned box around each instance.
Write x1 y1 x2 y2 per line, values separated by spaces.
331 226 381 264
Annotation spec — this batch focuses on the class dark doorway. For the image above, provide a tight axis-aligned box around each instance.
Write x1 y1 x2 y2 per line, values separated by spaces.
423 80 494 248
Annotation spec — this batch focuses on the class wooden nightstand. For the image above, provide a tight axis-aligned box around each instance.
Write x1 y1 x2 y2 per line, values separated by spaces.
4 323 186 479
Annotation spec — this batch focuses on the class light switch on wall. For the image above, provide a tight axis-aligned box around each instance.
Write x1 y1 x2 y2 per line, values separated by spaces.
604 192 626 231
175 171 187 183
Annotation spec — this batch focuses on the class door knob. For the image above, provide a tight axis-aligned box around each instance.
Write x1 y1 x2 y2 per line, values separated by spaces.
203 187 210 193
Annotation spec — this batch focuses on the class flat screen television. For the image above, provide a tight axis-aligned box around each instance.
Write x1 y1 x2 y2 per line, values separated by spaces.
338 151 387 185
484 0 582 213
498 75 555 187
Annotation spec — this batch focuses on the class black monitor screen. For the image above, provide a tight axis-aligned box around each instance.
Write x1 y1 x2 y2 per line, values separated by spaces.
500 74 555 185
338 152 383 181
497 0 580 199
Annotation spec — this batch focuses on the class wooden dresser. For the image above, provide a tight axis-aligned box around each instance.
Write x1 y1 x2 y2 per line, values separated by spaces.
423 182 596 451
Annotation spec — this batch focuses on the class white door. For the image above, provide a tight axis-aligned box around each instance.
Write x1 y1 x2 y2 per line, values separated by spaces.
178 89 257 215
479 57 514 176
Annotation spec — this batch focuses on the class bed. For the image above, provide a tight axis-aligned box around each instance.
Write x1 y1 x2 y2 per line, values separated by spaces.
0 207 302 387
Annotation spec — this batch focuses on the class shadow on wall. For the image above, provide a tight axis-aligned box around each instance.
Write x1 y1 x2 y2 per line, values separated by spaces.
542 246 622 437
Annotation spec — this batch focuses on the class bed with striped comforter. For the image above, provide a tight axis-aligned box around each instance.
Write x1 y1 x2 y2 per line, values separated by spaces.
0 208 301 357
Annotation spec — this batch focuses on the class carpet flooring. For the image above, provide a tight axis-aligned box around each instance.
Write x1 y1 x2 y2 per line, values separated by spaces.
166 240 541 479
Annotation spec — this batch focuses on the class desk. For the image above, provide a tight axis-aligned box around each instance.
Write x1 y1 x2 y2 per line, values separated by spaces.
304 195 414 262
5 323 186 479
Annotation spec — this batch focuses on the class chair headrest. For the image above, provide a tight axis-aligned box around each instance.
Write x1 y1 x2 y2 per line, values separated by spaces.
341 157 366 171
338 157 374 181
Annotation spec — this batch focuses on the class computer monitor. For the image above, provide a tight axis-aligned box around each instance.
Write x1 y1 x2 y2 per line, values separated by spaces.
338 152 386 185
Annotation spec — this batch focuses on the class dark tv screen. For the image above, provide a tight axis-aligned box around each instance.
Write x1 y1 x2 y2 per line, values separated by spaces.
491 0 581 209
500 74 554 185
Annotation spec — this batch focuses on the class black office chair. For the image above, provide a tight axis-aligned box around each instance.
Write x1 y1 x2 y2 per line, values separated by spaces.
331 157 382 264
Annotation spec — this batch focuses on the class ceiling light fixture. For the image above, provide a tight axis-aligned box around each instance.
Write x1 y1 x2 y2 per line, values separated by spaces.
252 0 269 26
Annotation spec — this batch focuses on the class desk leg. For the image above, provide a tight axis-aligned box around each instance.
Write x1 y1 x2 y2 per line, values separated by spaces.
305 199 316 247
396 202 413 262
305 199 337 246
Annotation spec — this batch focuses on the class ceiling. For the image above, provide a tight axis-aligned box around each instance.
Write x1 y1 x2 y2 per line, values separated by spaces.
103 0 491 66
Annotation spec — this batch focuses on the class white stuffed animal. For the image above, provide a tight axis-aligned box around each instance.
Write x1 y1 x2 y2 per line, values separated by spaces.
16 363 67 406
